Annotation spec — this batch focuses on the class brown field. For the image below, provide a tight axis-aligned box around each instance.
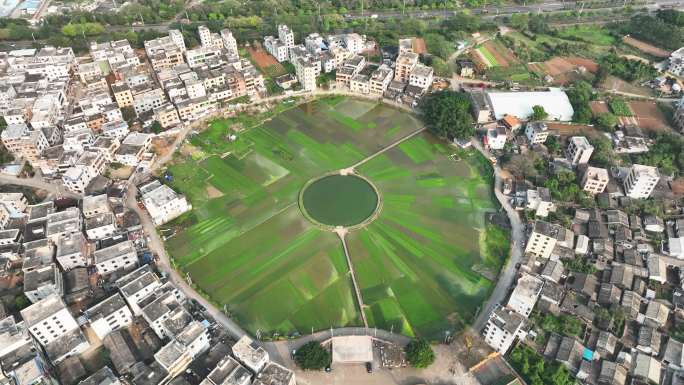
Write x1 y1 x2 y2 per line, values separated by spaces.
622 36 670 58
528 57 597 85
629 101 671 132
470 50 489 71
247 42 287 77
483 40 519 68
547 122 602 138
601 76 653 97
589 101 610 115
413 38 427 54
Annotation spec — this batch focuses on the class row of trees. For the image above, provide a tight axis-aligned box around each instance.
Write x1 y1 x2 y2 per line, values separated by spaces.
615 10 684 50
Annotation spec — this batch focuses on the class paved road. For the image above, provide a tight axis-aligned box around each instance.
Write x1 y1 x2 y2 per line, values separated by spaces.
0 173 80 199
471 140 526 331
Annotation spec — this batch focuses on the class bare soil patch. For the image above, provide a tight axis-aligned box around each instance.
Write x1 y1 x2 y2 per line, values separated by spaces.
206 185 224 198
484 40 518 67
589 101 610 115
622 36 670 58
412 37 427 54
629 100 672 132
247 42 286 77
547 122 602 138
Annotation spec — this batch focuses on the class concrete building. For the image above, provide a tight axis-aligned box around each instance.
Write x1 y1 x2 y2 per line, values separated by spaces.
566 136 594 165
253 362 295 385
55 232 88 270
24 264 63 303
408 64 433 90
483 306 528 354
232 335 269 373
485 127 508 150
139 181 192 226
507 273 543 317
293 56 318 91
277 24 295 48
394 52 419 83
82 194 111 218
526 187 555 218
141 291 188 339
86 293 133 340
581 167 610 195
1 123 49 162
154 104 181 129
221 29 238 55
264 36 289 63
200 356 252 385
624 164 660 199
486 88 574 121
20 294 83 347
85 213 117 240
525 221 571 259
525 121 549 144
93 241 137 276
369 64 394 95
116 265 162 316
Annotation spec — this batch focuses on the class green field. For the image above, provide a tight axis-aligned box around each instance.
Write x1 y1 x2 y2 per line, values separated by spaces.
164 97 502 339
556 25 616 46
477 45 499 67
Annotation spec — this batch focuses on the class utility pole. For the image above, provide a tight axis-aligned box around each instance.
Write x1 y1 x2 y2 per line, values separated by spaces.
403 0 406 15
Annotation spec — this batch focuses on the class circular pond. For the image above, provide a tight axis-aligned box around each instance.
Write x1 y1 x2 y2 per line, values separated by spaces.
301 174 379 227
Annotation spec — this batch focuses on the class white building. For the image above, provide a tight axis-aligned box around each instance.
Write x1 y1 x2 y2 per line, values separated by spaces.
668 47 684 77
141 290 188 339
566 136 594 165
485 127 508 150
176 320 211 358
86 293 133 340
293 56 318 92
221 29 238 55
200 356 252 385
506 273 543 317
93 241 137 276
343 33 364 54
624 164 660 199
483 306 528 354
116 265 162 316
20 294 84 348
581 167 609 195
82 194 111 218
101 120 130 141
278 24 295 48
526 187 555 218
85 213 117 240
408 64 433 90
139 180 192 226
486 88 574 121
264 36 289 63
525 121 549 144
525 220 571 259
232 335 269 373
55 232 88 270
0 193 28 217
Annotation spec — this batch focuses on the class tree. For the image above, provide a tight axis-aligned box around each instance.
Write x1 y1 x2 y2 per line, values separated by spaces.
596 112 617 132
419 90 474 140
405 339 435 368
530 105 548 121
150 120 163 134
294 341 330 370
121 106 137 124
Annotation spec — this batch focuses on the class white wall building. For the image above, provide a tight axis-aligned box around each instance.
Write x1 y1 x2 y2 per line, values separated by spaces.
20 294 80 347
116 265 162 316
483 306 528 354
506 273 543 317
140 181 192 226
566 136 594 165
93 241 137 276
624 164 660 199
55 232 88 270
408 64 433 90
525 121 549 144
86 293 133 340
582 167 610 195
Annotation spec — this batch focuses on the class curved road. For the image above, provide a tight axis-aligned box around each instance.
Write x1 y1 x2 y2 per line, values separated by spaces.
471 140 526 331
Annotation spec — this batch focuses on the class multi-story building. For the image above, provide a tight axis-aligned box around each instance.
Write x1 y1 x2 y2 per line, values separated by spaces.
394 52 419 83
525 220 570 259
185 46 222 68
55 232 88 270
409 64 433 90
668 47 684 77
133 88 167 116
232 335 269 373
101 120 130 141
624 164 660 199
200 356 252 385
486 127 508 150
506 273 543 317
305 33 325 55
483 306 528 354
221 29 239 55
525 121 549 144
336 55 366 89
350 74 371 94
581 166 610 195
140 180 192 226
20 294 82 347
86 293 133 340
115 132 153 167
566 136 594 165
111 82 134 108
154 104 181 129
93 241 138 276
24 264 63 303
278 24 295 48
116 265 162 316
85 213 117 240
369 64 394 95
264 36 289 63
1 123 49 162
343 33 364 54
293 56 318 91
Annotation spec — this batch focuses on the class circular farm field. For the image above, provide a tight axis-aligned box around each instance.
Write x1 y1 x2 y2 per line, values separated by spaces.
163 96 503 339
300 174 379 228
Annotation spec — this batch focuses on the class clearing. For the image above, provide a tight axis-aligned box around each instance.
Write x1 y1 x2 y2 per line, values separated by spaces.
622 36 671 58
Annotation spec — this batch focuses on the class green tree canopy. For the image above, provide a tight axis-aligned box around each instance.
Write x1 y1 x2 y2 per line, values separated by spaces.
595 112 617 132
150 121 163 134
405 339 435 368
419 90 474 140
530 105 548 121
294 341 331 370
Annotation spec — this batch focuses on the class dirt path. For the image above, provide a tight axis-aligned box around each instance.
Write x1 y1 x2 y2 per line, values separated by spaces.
350 126 427 170
335 228 368 328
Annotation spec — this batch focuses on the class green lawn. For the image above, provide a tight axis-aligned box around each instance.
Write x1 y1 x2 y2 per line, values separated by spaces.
609 98 633 116
556 25 616 46
163 97 502 339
